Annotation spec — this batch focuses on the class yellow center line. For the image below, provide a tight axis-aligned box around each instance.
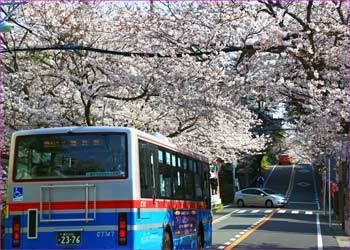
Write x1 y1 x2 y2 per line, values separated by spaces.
285 164 296 196
224 164 295 250
224 208 280 250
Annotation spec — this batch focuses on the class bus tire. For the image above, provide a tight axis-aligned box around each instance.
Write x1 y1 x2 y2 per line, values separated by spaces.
197 223 204 250
162 230 173 250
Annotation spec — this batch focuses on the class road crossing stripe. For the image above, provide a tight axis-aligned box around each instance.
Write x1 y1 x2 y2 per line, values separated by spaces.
213 210 238 223
224 208 280 250
231 209 319 215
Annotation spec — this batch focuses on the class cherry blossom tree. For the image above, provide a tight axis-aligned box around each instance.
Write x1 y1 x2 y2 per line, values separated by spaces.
1 1 348 165
1 2 268 162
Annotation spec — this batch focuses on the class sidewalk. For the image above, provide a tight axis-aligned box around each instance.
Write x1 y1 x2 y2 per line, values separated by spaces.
324 222 350 249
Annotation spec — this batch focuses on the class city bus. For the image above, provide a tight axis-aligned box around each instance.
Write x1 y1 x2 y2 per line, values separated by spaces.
4 127 212 249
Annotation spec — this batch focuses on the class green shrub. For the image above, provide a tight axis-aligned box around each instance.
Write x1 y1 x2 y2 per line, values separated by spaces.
261 154 271 169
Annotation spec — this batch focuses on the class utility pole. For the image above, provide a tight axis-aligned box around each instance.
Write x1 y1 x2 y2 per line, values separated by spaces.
327 157 331 227
232 159 237 192
338 160 344 229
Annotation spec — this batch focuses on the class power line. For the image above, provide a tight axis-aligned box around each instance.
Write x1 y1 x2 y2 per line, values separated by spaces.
2 44 286 57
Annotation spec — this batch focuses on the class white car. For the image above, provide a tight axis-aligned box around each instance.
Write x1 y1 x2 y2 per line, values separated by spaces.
234 188 287 208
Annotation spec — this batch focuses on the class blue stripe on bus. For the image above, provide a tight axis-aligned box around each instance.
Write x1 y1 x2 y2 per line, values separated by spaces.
4 210 212 249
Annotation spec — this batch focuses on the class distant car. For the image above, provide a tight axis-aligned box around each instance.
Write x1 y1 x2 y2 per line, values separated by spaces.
234 188 287 208
278 154 293 165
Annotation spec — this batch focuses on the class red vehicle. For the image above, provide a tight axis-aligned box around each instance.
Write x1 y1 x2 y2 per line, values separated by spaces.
278 154 293 165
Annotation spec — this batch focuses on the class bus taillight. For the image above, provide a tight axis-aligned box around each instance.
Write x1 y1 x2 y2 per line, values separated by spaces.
118 213 127 245
12 215 21 247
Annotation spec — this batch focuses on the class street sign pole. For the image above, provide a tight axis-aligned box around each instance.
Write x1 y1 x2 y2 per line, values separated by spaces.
232 159 237 192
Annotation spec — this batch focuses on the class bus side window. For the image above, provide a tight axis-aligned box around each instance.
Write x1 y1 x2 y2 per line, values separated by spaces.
158 150 164 163
173 155 183 200
159 151 172 198
184 158 194 200
139 141 153 198
194 161 203 200
165 152 171 165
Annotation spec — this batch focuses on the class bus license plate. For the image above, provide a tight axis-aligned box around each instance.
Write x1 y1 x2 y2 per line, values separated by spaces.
56 231 82 245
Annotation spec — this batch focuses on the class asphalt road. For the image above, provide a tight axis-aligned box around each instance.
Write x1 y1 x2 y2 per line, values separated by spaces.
210 164 346 249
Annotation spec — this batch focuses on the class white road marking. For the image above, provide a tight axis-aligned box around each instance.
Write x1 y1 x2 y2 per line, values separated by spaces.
216 215 269 249
227 209 319 215
213 210 239 224
316 213 323 250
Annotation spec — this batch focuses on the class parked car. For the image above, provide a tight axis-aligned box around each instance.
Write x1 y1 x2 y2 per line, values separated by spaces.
278 154 293 165
234 188 287 208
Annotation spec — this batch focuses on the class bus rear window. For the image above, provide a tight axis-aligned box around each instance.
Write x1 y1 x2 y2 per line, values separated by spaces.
14 133 127 181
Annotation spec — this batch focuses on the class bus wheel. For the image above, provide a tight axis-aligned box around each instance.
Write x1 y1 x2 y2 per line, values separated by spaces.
197 231 204 250
162 231 172 250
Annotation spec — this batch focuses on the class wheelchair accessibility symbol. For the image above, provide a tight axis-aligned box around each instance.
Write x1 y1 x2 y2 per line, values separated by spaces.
13 187 24 202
